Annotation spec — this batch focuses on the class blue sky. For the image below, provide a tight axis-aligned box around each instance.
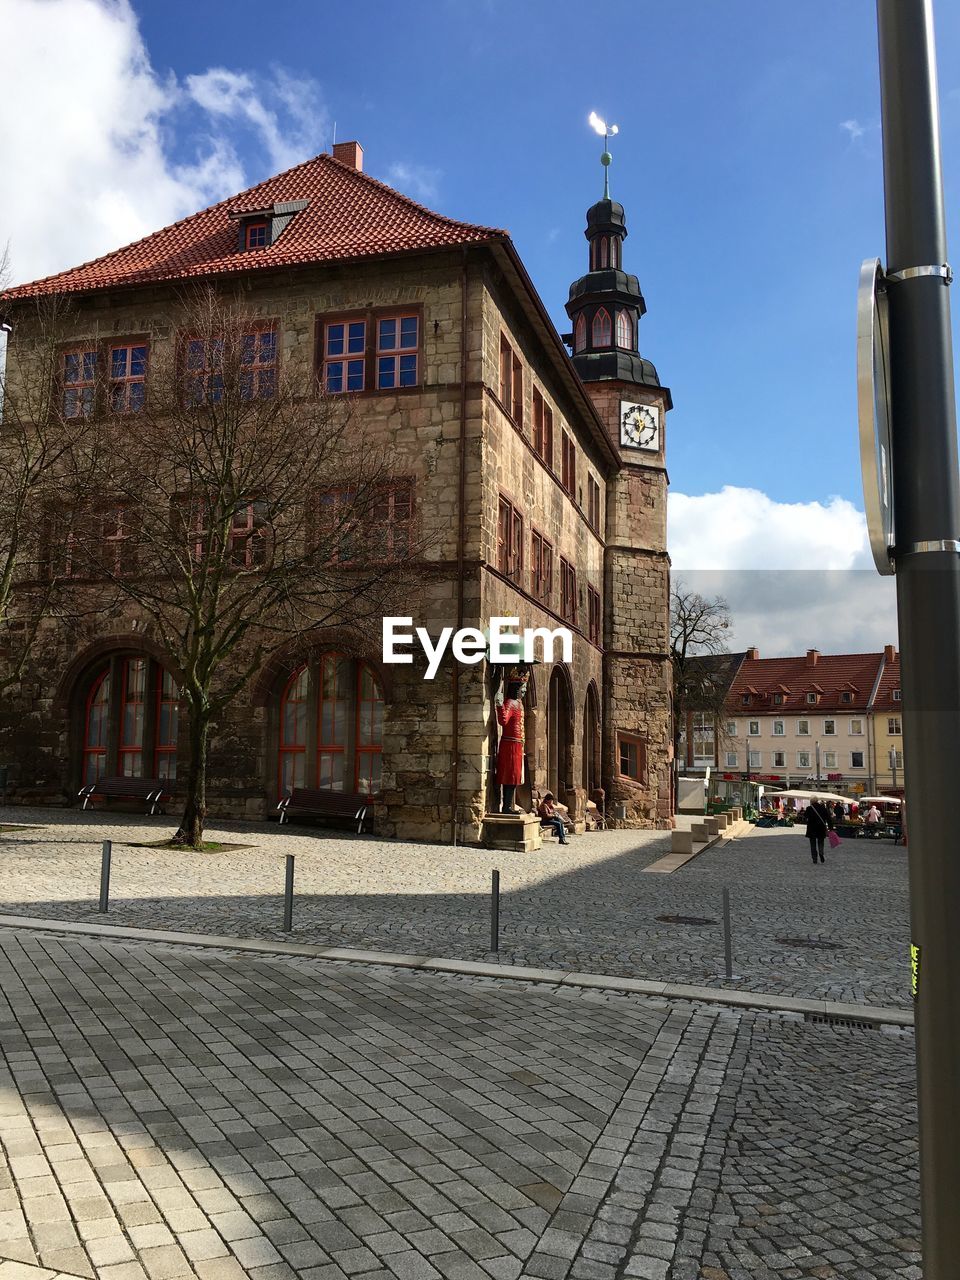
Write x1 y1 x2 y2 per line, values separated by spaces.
1 0 957 647
129 0 960 509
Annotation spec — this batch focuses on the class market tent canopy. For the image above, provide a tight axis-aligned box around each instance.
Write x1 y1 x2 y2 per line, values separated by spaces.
766 789 850 803
860 795 904 805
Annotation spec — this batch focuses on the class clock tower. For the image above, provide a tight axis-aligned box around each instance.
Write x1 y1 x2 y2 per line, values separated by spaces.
564 155 673 827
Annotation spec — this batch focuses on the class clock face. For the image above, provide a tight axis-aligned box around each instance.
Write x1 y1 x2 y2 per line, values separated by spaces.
620 401 660 451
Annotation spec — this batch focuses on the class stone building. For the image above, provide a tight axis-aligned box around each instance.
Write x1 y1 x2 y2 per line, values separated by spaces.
0 139 674 838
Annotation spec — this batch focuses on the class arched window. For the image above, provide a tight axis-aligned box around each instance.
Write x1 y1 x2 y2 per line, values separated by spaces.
616 310 633 349
79 655 180 784
276 654 384 798
574 314 586 353
592 308 612 348
599 237 609 269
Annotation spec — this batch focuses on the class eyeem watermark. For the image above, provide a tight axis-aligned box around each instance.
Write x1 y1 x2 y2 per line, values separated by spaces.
383 617 573 680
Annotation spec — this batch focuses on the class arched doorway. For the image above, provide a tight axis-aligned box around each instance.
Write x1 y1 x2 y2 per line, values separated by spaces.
275 652 384 798
546 665 573 797
583 682 601 796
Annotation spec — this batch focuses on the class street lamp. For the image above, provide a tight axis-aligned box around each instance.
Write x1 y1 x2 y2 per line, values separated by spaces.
815 739 821 786
889 747 899 791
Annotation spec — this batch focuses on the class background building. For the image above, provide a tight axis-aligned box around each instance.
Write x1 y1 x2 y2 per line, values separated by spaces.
0 141 674 837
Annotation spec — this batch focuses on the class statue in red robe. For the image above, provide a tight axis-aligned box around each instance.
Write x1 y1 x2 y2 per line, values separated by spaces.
495 674 528 813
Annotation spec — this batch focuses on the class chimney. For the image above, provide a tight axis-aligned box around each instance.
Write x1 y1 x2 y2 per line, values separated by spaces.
806 648 820 666
332 141 363 171
884 643 897 662
746 647 759 661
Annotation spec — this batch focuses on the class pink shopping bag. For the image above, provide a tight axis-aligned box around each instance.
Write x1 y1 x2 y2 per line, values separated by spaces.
827 830 842 849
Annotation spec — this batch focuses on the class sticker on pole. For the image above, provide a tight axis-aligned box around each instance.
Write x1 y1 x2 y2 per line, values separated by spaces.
911 942 921 1002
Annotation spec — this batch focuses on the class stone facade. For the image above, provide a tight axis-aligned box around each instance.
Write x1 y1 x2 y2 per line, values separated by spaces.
0 159 674 839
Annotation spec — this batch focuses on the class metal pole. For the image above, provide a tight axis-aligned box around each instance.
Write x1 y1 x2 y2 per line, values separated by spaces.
98 840 112 914
722 887 734 980
877 2 960 1270
490 869 500 953
282 855 294 932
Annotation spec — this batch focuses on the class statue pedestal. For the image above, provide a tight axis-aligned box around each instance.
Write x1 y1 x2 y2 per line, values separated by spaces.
482 813 543 853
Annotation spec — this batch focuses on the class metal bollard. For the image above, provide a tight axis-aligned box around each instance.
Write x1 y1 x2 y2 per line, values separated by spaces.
283 855 295 932
721 887 742 981
490 869 500 953
98 840 112 913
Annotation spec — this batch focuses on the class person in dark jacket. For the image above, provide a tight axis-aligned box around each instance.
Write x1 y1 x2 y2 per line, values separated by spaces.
805 799 832 863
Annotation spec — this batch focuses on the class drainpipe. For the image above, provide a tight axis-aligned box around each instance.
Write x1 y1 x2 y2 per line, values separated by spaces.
450 251 469 838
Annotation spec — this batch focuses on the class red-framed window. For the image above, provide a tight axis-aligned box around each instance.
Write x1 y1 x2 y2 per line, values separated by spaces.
240 330 277 400
592 308 612 348
587 475 601 532
355 664 384 795
155 670 179 781
184 337 225 405
83 670 110 785
619 733 646 781
245 220 269 250
588 585 602 645
531 530 553 604
560 557 577 624
499 334 523 425
561 431 576 495
574 314 586 353
62 348 98 419
229 500 269 569
118 657 146 777
317 652 350 790
369 481 414 561
497 496 523 577
533 388 554 467
377 314 419 389
277 656 385 798
616 311 633 349
109 344 148 414
278 665 308 797
323 319 366 393
99 503 137 576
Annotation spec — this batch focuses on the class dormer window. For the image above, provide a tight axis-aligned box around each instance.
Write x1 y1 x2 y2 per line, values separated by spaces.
841 690 852 703
245 220 268 250
806 692 817 704
773 693 783 706
741 694 750 706
893 688 902 701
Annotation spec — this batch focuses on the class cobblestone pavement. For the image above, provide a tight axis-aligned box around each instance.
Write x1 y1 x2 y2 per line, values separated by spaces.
0 809 911 1008
0 928 920 1280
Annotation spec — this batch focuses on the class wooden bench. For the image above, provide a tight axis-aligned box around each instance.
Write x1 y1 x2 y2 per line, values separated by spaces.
78 777 171 816
277 788 372 834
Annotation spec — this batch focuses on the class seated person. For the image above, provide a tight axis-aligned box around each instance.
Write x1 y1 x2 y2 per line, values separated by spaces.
537 792 568 845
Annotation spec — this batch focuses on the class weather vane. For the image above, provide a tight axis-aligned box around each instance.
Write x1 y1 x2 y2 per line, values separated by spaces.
588 112 619 199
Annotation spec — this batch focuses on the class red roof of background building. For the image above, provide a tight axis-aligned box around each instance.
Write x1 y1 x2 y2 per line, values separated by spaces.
726 650 885 713
872 649 901 710
0 152 508 302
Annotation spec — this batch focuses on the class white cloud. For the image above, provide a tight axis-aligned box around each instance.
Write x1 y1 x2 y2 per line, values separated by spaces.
669 488 897 656
0 0 327 287
840 118 866 141
385 161 441 203
669 485 871 571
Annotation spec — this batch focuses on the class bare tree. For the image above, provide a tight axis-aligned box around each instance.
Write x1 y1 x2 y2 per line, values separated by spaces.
670 582 733 779
0 291 95 695
67 288 424 847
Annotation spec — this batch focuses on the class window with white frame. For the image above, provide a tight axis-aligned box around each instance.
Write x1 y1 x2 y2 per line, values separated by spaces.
823 719 836 735
798 750 811 769
850 718 863 735
797 719 810 735
890 749 904 768
823 750 837 769
806 692 817 704
851 751 865 769
893 689 902 701
748 720 760 736
773 693 783 705
726 720 737 736
692 712 716 767
773 719 784 736
748 750 761 768
888 716 902 735
725 751 738 768
773 750 785 768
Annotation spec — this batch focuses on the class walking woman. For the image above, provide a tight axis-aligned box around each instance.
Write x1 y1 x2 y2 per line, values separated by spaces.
805 798 832 864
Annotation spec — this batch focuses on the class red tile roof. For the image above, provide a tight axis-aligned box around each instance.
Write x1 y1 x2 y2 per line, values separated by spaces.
1 152 508 301
727 651 885 713
872 650 901 710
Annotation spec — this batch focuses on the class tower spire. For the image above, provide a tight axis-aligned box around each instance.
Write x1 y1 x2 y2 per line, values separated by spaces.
588 112 619 199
